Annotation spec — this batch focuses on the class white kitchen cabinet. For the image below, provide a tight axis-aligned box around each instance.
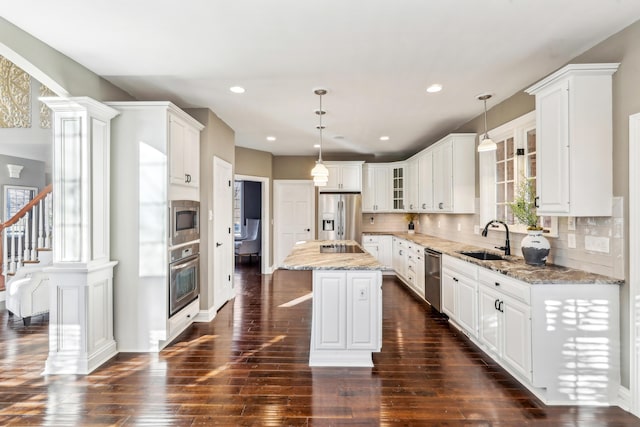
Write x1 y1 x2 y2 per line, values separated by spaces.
169 113 201 193
442 255 478 336
404 241 425 298
478 269 531 381
391 163 406 211
362 234 392 269
417 150 433 212
525 63 619 216
405 157 419 211
392 237 408 279
362 164 391 212
310 270 382 366
107 101 204 352
431 134 476 213
323 161 363 192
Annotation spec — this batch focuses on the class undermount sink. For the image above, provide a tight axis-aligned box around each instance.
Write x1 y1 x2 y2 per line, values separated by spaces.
458 250 505 261
320 244 364 254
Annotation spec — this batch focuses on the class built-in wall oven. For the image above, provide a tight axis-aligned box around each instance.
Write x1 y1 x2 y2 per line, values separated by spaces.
169 200 200 246
169 242 200 317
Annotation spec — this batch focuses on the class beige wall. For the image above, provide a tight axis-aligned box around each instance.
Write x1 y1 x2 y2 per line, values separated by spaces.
272 156 317 180
186 108 235 312
0 18 133 101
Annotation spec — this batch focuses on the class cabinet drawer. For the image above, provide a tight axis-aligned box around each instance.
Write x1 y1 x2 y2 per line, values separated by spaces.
362 235 379 244
478 268 530 304
168 297 199 336
442 254 478 280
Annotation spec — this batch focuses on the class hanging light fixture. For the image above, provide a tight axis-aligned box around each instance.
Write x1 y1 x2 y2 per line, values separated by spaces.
477 93 497 152
310 88 329 186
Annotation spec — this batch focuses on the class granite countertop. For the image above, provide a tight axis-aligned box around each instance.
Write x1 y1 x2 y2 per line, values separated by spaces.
281 240 383 271
364 232 623 285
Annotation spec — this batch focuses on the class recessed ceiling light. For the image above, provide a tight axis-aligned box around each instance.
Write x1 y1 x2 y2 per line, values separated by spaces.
266 136 276 141
313 144 320 148
334 135 345 140
380 136 390 141
229 86 245 94
426 84 443 93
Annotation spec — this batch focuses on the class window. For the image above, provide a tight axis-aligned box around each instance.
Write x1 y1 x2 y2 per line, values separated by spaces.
479 111 557 236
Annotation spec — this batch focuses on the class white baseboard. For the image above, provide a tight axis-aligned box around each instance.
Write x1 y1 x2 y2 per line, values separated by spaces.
195 307 216 323
617 385 631 411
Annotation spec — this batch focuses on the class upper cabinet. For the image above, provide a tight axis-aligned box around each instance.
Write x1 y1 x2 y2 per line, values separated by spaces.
391 162 406 211
106 102 204 201
169 113 201 191
322 161 363 192
525 63 619 216
362 164 391 212
405 157 419 211
430 134 476 213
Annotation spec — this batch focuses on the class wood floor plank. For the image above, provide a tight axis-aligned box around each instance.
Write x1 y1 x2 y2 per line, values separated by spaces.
0 262 638 425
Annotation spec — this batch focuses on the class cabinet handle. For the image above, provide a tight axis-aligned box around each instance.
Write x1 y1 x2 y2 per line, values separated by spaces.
305 228 310 232
422 204 426 209
498 301 504 313
453 277 458 282
494 282 500 287
535 196 539 208
439 202 444 209
494 299 499 310
399 250 403 255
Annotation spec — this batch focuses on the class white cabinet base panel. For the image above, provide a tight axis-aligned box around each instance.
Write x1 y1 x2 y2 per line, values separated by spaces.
309 349 375 367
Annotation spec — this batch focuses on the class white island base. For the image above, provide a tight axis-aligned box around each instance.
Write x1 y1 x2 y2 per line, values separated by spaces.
309 270 382 367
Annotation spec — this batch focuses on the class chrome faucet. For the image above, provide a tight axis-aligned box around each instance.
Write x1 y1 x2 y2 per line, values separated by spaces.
482 220 511 256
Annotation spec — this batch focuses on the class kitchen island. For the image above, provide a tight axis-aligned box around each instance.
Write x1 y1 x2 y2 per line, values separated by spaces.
282 240 383 367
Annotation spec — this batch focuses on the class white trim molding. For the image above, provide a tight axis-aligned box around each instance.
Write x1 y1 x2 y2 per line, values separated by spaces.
629 112 640 417
235 174 271 275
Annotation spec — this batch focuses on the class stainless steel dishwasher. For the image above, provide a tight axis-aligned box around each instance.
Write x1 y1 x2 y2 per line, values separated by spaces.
424 248 442 312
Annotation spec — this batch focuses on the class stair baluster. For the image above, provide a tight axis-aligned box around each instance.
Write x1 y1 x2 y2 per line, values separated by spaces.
45 193 52 249
10 224 17 274
38 199 44 249
30 208 37 261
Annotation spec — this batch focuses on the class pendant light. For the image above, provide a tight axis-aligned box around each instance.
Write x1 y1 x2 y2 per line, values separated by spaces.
477 93 497 152
310 88 329 186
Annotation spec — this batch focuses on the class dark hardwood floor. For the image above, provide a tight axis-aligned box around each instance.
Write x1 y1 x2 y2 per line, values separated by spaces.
0 263 638 426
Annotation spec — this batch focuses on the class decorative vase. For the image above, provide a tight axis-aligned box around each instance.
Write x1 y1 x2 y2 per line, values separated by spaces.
408 221 415 234
521 229 550 266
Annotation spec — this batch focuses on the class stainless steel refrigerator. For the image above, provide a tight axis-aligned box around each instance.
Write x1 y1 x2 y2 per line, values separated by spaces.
318 193 362 243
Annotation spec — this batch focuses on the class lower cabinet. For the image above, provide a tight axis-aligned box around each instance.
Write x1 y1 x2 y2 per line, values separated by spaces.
478 281 531 381
392 237 407 278
441 254 620 405
362 234 393 269
310 270 382 367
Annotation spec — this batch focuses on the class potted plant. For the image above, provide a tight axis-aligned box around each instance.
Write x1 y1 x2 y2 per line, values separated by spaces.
404 213 417 234
509 178 550 266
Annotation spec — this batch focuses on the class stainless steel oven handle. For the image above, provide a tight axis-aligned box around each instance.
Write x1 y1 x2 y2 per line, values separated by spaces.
170 255 199 270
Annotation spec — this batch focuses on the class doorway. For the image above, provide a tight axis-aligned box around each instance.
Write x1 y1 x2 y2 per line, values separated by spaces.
234 174 271 274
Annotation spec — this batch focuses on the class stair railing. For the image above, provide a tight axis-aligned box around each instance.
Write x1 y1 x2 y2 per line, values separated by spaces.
0 184 53 281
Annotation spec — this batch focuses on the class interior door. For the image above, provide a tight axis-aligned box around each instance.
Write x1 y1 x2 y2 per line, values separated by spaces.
274 180 314 268
213 156 234 312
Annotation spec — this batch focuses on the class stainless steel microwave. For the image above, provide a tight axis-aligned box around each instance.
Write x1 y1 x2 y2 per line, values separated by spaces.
169 200 199 246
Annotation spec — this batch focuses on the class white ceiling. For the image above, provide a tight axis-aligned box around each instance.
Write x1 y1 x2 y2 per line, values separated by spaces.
3 1 640 160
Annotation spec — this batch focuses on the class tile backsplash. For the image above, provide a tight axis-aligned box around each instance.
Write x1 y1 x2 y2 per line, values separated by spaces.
361 197 624 279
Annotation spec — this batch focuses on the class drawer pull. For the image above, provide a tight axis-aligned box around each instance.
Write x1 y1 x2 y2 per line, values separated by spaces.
495 282 500 287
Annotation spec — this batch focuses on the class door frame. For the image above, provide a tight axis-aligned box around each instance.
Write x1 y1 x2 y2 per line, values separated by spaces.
273 180 315 268
235 174 271 274
629 112 640 416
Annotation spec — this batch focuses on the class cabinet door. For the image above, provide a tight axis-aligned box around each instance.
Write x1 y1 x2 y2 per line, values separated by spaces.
478 285 500 355
414 249 425 298
378 236 393 268
374 167 391 211
363 243 379 259
441 269 457 319
347 272 380 350
324 164 341 191
433 140 452 211
362 166 376 212
418 151 433 211
502 296 532 380
169 116 187 185
456 275 477 337
536 80 570 214
340 164 362 192
392 238 406 278
313 272 347 349
406 159 418 211
183 125 200 187
391 165 405 211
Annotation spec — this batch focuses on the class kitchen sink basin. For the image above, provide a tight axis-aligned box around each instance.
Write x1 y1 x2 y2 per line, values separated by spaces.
458 250 505 261
320 244 364 254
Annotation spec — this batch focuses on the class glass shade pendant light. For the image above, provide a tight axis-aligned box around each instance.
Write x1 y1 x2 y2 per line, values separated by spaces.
310 88 329 186
477 93 497 152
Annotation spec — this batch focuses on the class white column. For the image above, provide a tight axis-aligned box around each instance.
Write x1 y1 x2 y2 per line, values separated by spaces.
42 97 119 375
